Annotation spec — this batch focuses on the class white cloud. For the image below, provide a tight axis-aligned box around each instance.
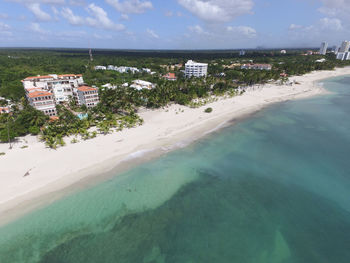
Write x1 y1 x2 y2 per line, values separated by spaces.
0 22 11 31
178 0 253 23
61 7 85 25
320 17 343 31
182 24 257 48
188 25 209 35
69 0 85 5
289 24 303 30
0 24 14 42
26 3 51 21
318 0 350 21
287 16 348 47
289 18 342 34
8 0 65 4
106 0 153 14
29 22 48 34
52 6 59 15
0 13 9 19
227 25 256 38
61 4 125 31
165 11 173 17
120 14 129 20
146 28 159 38
86 3 125 30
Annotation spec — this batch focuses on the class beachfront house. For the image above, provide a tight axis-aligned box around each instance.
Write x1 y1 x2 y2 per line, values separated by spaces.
163 73 177 81
130 80 155 90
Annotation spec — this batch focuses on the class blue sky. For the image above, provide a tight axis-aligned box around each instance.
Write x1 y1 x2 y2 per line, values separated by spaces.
0 0 349 49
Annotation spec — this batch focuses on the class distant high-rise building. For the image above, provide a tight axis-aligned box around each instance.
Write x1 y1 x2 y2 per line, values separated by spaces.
339 41 350 53
319 42 328 55
239 50 246 56
332 45 340 54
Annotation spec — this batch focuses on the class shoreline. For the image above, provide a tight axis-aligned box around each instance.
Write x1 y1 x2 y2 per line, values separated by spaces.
0 67 348 226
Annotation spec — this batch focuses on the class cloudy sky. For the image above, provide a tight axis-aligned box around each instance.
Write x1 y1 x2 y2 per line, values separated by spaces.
0 0 349 49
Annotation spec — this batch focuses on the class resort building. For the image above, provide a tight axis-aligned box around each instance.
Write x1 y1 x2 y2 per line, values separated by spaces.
26 90 57 116
22 74 84 104
130 80 155 90
74 86 100 108
241 64 272 70
22 74 99 115
185 60 208 78
163 73 177 81
97 65 153 74
319 42 328 55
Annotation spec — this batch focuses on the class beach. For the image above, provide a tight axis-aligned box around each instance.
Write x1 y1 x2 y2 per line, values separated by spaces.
0 67 349 225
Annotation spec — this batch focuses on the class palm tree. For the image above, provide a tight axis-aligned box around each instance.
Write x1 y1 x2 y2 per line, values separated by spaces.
45 136 57 149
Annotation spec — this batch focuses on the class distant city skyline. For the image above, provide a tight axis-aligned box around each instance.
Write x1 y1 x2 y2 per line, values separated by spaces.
1 0 350 49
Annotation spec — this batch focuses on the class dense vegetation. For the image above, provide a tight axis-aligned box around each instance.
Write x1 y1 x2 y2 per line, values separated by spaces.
1 48 349 148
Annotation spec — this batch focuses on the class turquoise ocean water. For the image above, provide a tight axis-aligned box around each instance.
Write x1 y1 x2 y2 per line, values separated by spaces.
0 76 350 263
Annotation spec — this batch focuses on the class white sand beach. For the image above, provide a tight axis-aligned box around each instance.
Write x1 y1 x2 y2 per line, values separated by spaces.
0 67 349 224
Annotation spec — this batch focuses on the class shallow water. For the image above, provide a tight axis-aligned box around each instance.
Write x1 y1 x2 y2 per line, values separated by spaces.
0 76 350 263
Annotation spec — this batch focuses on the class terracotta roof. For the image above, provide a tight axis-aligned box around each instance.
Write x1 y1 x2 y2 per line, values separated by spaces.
58 74 83 78
27 90 53 98
50 116 59 121
77 86 97 92
24 75 54 81
25 87 43 92
23 74 83 81
164 73 177 80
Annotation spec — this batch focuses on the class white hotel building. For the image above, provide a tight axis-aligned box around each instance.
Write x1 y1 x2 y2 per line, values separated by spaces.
185 60 208 78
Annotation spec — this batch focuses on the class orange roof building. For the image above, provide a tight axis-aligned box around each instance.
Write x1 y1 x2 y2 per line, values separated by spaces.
22 74 99 112
22 73 85 105
27 90 53 99
163 73 177 81
74 86 100 108
26 90 57 116
77 86 98 92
